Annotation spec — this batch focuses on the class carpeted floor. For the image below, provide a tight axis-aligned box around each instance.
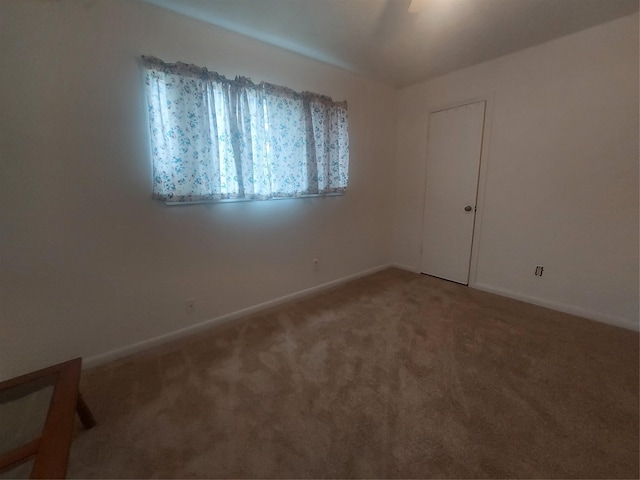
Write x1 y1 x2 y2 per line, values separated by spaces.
68 268 639 478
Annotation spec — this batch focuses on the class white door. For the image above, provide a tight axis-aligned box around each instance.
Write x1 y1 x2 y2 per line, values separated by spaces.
421 101 486 285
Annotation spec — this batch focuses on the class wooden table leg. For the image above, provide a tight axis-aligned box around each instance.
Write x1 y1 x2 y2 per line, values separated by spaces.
76 394 96 429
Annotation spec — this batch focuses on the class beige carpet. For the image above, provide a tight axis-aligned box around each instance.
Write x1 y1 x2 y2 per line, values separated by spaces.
68 268 639 478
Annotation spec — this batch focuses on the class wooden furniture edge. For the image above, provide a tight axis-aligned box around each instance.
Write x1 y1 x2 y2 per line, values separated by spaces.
30 358 82 479
0 439 40 472
0 358 94 479
0 359 80 391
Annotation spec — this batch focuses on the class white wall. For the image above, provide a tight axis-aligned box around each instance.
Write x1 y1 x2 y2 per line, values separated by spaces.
0 0 397 379
393 13 639 330
1 2 636 381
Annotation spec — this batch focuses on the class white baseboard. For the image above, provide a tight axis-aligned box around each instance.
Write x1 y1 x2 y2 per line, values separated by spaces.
472 282 639 332
377 265 637 332
84 264 393 370
390 263 420 274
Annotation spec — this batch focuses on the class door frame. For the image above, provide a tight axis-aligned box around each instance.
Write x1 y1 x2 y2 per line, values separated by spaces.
419 93 495 287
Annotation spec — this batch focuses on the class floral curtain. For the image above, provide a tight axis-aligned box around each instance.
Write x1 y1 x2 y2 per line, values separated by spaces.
142 56 349 203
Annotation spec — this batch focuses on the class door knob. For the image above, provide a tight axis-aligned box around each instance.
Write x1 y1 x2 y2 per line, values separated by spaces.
464 205 473 212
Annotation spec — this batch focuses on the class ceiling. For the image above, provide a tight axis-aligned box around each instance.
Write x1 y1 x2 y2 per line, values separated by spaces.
143 0 639 88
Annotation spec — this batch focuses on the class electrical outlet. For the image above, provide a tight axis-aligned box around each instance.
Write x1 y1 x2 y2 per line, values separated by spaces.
312 258 320 271
534 266 544 277
186 298 196 313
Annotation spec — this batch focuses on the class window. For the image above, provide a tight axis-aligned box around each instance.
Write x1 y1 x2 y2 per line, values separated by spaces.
142 56 349 203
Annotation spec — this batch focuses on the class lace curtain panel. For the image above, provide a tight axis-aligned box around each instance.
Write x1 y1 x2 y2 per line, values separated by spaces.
142 56 350 203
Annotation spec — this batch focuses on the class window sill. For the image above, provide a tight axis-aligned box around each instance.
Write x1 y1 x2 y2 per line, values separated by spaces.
164 192 344 206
